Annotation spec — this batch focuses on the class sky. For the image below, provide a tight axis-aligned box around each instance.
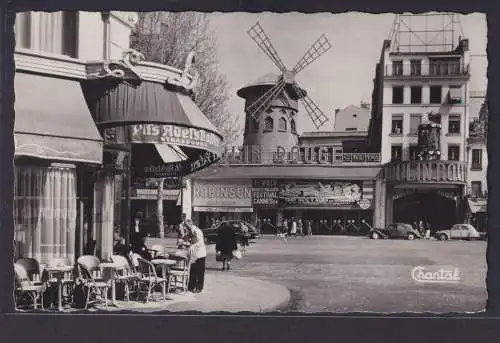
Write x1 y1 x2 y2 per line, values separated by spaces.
208 12 487 142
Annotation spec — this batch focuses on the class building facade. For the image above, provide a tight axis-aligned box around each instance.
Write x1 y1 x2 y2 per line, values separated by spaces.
13 11 138 263
465 99 488 232
368 33 474 231
13 11 222 263
189 90 381 234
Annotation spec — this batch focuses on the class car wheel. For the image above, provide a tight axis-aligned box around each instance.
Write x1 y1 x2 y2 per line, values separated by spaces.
407 233 415 240
371 232 380 239
438 233 448 241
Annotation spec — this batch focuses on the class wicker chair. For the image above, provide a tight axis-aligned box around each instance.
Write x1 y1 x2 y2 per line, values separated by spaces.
136 257 167 303
110 255 139 301
77 255 110 310
14 263 46 310
167 250 191 294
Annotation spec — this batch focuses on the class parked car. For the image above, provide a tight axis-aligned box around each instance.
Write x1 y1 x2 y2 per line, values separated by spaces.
203 220 259 244
369 223 421 240
434 224 481 241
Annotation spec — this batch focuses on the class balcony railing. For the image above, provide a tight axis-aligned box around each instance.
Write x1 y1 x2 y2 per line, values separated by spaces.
385 62 469 77
220 146 381 165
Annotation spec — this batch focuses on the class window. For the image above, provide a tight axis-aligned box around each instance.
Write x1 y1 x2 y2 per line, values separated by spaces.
14 11 78 57
392 61 403 76
391 114 403 134
410 59 421 76
250 118 259 133
391 145 403 161
392 86 404 104
448 85 462 104
15 12 31 49
472 149 482 170
448 114 461 134
14 164 78 264
471 181 482 198
409 114 422 135
278 117 287 132
353 114 357 118
430 86 442 104
291 119 296 133
409 145 418 160
448 145 460 161
265 107 273 114
264 117 274 131
345 128 357 131
411 86 422 104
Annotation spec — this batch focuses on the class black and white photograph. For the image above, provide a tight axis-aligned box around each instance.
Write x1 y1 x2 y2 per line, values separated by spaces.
11 10 488 314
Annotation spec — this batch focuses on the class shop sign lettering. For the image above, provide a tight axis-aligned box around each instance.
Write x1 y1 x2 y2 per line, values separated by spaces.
193 181 252 208
252 179 279 206
385 161 466 184
102 124 223 155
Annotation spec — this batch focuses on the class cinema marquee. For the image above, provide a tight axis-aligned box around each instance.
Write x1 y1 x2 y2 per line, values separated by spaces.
384 160 467 184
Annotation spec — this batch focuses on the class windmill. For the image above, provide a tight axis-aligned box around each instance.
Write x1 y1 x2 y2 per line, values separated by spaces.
243 22 332 130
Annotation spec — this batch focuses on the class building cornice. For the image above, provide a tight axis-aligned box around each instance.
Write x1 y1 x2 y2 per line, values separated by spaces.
15 48 88 79
15 48 194 87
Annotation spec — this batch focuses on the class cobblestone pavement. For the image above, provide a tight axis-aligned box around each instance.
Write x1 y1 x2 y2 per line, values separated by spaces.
148 235 487 313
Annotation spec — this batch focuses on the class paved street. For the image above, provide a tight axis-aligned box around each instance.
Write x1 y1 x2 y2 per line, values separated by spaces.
201 235 487 313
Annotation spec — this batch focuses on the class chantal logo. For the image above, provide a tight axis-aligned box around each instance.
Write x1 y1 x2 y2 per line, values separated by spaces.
411 266 461 284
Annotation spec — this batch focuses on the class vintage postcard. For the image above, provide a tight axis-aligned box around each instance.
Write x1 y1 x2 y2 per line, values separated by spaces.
11 11 487 314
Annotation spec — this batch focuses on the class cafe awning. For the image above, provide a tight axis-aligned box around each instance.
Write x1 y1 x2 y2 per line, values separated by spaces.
14 73 103 164
468 198 487 213
82 78 223 177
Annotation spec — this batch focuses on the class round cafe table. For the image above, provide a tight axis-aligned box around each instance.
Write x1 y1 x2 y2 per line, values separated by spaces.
151 259 177 278
44 265 74 312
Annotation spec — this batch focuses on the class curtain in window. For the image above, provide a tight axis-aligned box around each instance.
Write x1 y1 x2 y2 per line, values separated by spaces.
14 164 77 264
15 12 31 49
93 175 116 261
36 11 64 54
410 114 422 134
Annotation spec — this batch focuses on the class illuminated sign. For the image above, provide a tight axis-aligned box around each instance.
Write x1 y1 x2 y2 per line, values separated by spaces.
384 161 467 184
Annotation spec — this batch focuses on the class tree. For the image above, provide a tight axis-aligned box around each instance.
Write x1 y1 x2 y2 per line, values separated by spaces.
130 12 240 144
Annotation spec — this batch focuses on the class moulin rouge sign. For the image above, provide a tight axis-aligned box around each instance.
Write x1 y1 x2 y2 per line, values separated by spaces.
384 161 466 184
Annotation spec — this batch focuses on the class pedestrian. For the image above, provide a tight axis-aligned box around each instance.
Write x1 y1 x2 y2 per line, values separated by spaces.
185 220 207 294
130 232 152 260
424 221 431 239
297 218 304 237
240 222 250 251
216 222 238 271
307 220 313 236
281 218 288 237
290 217 297 237
418 220 425 237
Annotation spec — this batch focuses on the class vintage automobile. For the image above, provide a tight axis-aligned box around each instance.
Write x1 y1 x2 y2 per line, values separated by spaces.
369 223 422 240
203 220 259 244
434 224 481 241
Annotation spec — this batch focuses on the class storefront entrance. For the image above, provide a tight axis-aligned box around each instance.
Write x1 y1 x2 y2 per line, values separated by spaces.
393 190 458 231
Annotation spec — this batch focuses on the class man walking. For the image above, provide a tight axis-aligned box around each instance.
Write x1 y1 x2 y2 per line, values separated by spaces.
186 220 207 294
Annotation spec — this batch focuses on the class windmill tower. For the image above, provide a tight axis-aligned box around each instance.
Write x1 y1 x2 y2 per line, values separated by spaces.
238 22 332 152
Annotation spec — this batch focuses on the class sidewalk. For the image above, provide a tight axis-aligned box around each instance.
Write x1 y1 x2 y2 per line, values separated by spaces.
89 272 290 313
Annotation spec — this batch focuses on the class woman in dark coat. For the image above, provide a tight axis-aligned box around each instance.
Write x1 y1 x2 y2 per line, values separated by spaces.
216 222 238 271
